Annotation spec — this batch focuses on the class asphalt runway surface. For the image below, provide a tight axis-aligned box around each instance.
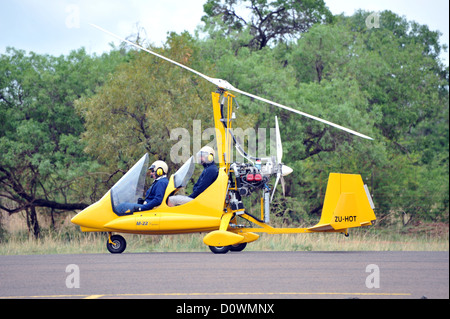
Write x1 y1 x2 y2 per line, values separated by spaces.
0 251 448 299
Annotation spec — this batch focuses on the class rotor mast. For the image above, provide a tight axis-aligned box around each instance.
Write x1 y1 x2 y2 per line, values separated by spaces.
212 89 235 171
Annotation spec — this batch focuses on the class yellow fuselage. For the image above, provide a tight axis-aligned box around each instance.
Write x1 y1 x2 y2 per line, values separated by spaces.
71 167 229 235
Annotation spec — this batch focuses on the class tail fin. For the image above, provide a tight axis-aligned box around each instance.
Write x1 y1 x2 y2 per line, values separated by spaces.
308 173 376 232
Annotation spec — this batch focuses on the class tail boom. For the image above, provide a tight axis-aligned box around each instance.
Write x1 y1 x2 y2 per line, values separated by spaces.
233 173 375 236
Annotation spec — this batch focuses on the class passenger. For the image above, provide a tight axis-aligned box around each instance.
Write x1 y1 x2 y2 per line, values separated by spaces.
117 160 169 214
168 146 218 206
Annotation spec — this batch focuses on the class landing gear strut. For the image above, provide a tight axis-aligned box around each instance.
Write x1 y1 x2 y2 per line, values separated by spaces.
106 233 127 254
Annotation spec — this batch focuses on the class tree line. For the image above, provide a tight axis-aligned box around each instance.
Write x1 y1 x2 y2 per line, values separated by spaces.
1 0 448 238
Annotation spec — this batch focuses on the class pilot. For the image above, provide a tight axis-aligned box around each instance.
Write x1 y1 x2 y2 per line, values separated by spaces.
168 146 218 206
117 160 169 214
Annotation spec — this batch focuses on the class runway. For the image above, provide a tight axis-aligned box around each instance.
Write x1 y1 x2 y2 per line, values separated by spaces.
0 251 448 299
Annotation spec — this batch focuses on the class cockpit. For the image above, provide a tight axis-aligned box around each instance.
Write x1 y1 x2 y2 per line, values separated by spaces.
110 154 196 215
110 153 149 215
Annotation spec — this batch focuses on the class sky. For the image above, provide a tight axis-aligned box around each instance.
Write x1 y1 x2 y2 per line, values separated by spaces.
0 0 448 65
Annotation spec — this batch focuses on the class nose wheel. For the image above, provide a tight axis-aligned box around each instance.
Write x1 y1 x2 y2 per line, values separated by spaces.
106 233 127 254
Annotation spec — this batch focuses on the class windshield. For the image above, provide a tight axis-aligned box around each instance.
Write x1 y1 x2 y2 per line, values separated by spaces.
173 156 195 188
111 153 149 211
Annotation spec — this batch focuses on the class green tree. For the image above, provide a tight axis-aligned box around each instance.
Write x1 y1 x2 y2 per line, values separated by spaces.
199 6 448 222
76 32 254 181
202 0 332 50
0 47 125 237
285 10 449 222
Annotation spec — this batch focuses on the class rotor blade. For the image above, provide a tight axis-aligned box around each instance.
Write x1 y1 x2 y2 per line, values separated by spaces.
275 116 282 163
232 86 373 140
271 173 280 202
90 23 215 85
90 24 373 141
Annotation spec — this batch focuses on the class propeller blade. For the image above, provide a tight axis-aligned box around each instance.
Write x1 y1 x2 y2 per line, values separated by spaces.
271 173 280 202
280 175 286 197
275 116 282 164
90 24 373 141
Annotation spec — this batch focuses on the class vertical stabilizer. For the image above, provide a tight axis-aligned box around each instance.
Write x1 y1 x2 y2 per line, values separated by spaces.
308 173 376 232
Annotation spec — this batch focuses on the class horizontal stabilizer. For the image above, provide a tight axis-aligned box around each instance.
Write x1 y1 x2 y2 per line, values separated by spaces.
308 173 376 232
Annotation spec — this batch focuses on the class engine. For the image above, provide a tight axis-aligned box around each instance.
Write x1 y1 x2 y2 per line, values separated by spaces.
228 162 272 222
230 163 269 197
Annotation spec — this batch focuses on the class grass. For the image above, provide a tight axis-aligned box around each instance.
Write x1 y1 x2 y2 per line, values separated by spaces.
0 223 448 255
0 211 448 255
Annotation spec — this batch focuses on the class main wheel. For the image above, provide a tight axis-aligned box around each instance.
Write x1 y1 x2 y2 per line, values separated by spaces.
209 245 230 254
107 234 126 254
229 242 247 252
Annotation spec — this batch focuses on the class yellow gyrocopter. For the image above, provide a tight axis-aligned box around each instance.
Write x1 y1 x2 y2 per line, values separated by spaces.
71 24 376 254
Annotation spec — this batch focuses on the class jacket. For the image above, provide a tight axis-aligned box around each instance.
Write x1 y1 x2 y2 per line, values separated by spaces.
189 162 218 199
140 176 169 210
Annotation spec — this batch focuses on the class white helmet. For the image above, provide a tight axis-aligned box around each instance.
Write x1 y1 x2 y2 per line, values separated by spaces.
196 145 215 163
149 160 168 176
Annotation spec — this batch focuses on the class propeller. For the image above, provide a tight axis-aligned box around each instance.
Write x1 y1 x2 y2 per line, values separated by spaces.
270 116 293 202
90 23 374 141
